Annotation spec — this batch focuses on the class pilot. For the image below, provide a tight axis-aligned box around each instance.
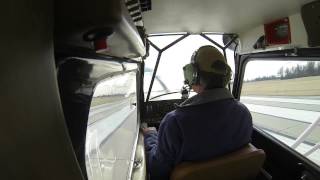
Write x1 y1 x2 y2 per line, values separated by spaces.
143 45 253 180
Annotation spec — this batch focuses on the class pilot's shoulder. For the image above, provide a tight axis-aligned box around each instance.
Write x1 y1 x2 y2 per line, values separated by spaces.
163 110 178 121
232 100 250 111
232 100 252 122
159 110 181 131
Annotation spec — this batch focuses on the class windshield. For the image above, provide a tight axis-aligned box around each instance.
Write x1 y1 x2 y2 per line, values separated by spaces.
144 34 235 101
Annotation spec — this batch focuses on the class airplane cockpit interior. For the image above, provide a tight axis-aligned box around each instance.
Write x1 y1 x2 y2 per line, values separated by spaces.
1 0 320 180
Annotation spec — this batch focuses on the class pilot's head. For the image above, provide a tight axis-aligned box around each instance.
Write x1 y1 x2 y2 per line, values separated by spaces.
183 45 231 93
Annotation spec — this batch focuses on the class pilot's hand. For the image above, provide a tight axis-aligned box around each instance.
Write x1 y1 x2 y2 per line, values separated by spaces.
142 127 157 134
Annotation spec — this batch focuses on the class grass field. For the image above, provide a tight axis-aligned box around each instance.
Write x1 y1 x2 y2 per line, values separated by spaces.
241 76 320 96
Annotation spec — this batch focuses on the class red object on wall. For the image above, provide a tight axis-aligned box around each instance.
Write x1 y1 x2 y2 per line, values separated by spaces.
264 17 291 45
94 38 108 51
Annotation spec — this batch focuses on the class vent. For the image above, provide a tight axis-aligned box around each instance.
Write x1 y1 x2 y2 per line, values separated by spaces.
140 0 152 12
125 0 151 25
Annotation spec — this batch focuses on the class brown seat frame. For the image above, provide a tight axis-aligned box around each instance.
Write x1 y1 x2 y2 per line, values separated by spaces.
170 144 266 180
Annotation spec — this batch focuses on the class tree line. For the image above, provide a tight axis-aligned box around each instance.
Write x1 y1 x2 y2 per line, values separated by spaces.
248 62 320 82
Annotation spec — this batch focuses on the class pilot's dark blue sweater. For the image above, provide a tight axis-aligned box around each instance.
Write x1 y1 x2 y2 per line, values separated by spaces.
144 88 252 180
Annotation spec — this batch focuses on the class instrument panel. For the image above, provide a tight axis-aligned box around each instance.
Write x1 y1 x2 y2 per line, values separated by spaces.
143 99 184 124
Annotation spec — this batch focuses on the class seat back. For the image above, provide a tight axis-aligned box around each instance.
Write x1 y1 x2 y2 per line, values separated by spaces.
171 144 265 180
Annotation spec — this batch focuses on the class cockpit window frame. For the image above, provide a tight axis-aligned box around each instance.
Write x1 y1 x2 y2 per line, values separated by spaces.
145 32 239 102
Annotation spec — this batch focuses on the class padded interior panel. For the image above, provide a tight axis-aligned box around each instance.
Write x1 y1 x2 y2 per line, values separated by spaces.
55 0 145 58
0 1 83 179
142 0 313 34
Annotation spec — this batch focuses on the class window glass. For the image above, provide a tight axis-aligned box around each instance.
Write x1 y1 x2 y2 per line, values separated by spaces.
241 60 320 166
144 45 167 95
144 34 235 100
86 71 138 180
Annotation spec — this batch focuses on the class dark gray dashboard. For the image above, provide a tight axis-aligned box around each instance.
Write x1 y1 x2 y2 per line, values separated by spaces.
143 99 184 125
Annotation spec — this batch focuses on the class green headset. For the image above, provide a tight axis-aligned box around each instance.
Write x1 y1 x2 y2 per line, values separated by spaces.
183 50 201 86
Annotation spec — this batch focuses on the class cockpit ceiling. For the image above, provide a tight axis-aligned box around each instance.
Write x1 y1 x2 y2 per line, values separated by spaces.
142 0 313 34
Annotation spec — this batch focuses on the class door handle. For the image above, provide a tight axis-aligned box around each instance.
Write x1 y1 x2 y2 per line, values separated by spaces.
133 159 142 169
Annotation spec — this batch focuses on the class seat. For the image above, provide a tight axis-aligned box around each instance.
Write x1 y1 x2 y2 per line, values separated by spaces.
170 144 266 180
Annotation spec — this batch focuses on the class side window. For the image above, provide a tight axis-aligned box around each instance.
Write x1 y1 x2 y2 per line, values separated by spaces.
86 71 138 180
241 60 320 166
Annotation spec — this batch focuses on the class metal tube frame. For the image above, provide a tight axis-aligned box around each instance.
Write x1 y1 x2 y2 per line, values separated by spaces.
291 116 320 151
148 32 189 37
145 32 239 102
146 33 190 102
305 141 320 156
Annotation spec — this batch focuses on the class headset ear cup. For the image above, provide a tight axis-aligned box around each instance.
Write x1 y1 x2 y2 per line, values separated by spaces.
191 48 199 85
197 70 200 84
194 66 200 85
